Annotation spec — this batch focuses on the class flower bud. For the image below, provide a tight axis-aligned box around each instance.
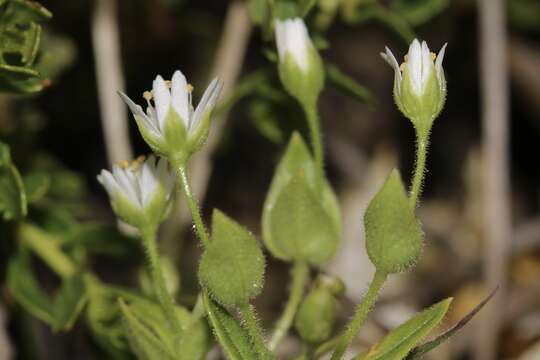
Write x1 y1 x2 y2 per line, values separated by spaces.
97 155 175 229
275 18 324 107
381 39 447 133
295 284 337 343
119 71 223 166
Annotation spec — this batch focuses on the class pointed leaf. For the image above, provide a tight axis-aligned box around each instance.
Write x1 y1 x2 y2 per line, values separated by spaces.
326 63 375 105
23 172 50 203
199 210 265 306
355 298 452 360
52 273 88 331
0 142 27 219
364 170 422 274
203 291 257 360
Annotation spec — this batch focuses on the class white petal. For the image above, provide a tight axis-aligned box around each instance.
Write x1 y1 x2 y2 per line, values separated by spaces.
118 92 160 135
435 43 447 82
275 20 287 62
190 78 223 132
139 156 158 208
407 39 423 95
171 70 190 126
153 75 171 131
97 170 119 198
113 165 142 208
421 41 432 87
381 46 402 82
287 19 310 71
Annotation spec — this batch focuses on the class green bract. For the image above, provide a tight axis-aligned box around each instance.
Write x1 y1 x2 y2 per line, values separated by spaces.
364 169 423 274
262 133 341 265
199 210 266 306
275 17 325 108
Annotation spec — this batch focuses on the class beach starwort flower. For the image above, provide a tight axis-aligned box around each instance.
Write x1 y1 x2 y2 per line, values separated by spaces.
119 71 223 165
381 39 447 132
97 155 175 229
275 18 324 107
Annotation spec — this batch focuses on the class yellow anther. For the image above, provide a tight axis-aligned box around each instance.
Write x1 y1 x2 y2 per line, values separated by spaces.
143 91 153 101
431 52 436 60
165 80 172 88
130 155 146 171
399 62 406 71
404 54 408 62
187 83 194 93
119 160 129 169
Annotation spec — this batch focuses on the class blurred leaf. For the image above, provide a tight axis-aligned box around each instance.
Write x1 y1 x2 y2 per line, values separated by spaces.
118 298 176 360
23 171 50 203
199 210 265 306
248 0 270 25
406 288 497 359
249 100 285 144
0 0 51 93
203 291 258 360
299 0 317 17
509 0 540 33
343 3 415 43
262 133 341 263
326 63 375 105
273 0 300 19
391 0 449 26
63 223 139 257
7 250 87 331
355 298 452 360
0 141 27 220
37 30 77 81
217 69 272 115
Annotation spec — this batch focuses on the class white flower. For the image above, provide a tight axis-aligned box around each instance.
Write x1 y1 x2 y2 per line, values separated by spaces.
381 39 447 126
98 155 175 227
275 18 313 72
381 39 447 97
119 71 223 161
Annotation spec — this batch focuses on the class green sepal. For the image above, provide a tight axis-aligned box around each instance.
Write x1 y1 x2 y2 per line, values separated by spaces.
203 291 258 360
132 112 168 156
186 109 212 156
295 285 337 343
199 210 266 306
354 298 452 360
268 172 339 264
364 169 423 274
262 133 341 264
278 44 324 109
163 108 188 161
398 64 445 134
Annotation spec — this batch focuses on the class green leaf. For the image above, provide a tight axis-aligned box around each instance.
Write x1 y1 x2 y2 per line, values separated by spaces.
203 291 258 360
7 250 87 331
177 317 213 360
355 298 452 360
199 210 265 306
299 0 317 17
326 63 375 106
364 169 423 274
248 0 269 25
23 171 50 203
269 172 339 264
0 142 27 220
391 0 449 26
262 133 341 264
118 298 176 360
406 288 497 359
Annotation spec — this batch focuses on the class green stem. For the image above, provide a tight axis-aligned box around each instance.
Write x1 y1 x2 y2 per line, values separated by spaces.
141 227 183 338
238 303 274 359
331 271 387 360
269 261 309 350
175 165 210 247
303 102 324 189
409 129 430 210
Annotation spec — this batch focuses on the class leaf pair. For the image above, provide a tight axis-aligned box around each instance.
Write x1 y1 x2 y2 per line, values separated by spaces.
262 133 341 265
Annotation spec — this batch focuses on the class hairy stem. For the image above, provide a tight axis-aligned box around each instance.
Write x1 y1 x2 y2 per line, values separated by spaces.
238 303 274 359
331 271 387 360
176 165 210 247
269 261 309 350
303 102 324 188
141 227 183 338
409 129 430 210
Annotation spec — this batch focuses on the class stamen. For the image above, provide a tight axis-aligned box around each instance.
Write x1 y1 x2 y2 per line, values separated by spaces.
187 84 194 93
404 54 408 62
119 160 129 169
130 155 146 171
399 63 406 71
431 52 436 60
143 91 153 101
165 80 172 88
